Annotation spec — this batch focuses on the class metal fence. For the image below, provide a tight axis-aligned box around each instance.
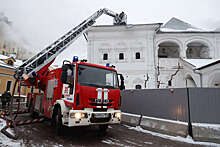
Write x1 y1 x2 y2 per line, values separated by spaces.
121 88 220 124
188 88 220 124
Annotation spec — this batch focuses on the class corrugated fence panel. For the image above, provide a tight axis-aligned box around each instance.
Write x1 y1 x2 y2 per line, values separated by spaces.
189 88 220 124
121 88 189 122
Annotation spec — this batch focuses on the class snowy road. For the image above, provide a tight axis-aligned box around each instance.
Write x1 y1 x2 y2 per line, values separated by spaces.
0 117 219 147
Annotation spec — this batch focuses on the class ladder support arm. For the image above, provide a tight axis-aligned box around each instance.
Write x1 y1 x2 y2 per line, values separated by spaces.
15 8 127 83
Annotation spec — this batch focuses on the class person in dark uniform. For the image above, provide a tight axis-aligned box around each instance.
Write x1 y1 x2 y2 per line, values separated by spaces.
6 91 12 107
1 91 8 109
119 12 127 25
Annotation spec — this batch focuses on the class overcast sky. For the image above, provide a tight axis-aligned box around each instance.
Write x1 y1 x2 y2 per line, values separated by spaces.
0 0 220 65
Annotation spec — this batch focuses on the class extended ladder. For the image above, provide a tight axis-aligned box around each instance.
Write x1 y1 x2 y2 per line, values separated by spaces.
15 8 127 80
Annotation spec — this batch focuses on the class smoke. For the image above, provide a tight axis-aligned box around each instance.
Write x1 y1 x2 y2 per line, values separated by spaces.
0 12 34 59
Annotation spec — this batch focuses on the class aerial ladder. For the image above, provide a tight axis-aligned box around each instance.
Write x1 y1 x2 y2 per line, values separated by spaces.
15 8 126 81
0 8 127 139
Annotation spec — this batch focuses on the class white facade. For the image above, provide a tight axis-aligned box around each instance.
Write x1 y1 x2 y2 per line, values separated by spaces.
87 18 220 89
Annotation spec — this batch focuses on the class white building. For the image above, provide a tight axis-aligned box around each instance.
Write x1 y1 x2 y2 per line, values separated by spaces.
87 18 220 89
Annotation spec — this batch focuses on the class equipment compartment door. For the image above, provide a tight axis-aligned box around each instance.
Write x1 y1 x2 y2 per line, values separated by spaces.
44 79 57 118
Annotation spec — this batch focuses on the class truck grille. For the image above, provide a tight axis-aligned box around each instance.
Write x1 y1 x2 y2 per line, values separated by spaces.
89 98 113 108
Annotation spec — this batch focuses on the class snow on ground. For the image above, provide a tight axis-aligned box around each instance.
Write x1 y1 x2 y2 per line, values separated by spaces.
144 141 153 145
124 125 220 146
102 139 126 147
124 139 142 146
0 118 23 147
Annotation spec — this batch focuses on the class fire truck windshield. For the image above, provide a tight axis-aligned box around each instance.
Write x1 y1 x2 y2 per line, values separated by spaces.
78 65 119 89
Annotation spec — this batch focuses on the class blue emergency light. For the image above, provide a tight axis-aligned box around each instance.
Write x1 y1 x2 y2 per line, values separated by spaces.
73 56 79 62
106 63 110 67
32 71 37 77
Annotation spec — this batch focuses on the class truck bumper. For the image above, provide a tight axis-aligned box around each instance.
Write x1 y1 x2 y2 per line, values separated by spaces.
62 108 121 127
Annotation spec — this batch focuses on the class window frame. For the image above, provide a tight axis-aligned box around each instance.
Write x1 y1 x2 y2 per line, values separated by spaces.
6 80 12 92
119 53 124 60
136 52 141 59
103 53 108 60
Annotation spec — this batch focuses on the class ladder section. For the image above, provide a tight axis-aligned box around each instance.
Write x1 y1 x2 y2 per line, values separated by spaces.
15 8 126 79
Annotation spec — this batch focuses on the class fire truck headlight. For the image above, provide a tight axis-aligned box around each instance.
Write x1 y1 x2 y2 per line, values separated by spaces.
114 112 121 119
70 112 85 119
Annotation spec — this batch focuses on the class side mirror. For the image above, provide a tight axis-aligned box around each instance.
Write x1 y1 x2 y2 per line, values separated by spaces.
61 65 68 83
118 74 125 90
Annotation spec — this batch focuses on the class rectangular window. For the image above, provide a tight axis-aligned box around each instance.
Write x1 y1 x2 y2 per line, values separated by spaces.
119 53 124 60
136 52 140 59
168 80 172 86
103 53 108 60
6 81 12 91
78 65 119 89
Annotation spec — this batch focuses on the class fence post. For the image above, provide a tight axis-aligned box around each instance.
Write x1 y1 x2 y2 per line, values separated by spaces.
187 88 193 138
138 114 142 126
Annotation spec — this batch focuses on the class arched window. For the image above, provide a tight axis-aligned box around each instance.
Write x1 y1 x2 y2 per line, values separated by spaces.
158 42 179 58
119 53 124 60
186 42 210 59
136 52 140 59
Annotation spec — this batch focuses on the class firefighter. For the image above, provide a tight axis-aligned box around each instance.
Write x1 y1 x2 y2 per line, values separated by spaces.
113 14 120 25
1 91 8 109
6 91 12 107
119 12 127 25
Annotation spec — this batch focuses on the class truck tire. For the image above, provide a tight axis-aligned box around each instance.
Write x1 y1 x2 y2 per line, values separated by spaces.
55 107 63 136
99 124 108 132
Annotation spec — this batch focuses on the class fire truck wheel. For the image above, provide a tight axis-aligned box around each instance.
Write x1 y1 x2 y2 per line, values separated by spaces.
99 124 108 132
55 107 63 136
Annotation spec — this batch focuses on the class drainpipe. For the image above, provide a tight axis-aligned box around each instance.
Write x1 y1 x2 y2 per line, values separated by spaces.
193 69 202 87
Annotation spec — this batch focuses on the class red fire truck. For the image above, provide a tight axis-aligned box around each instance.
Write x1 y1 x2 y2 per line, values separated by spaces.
14 8 126 135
